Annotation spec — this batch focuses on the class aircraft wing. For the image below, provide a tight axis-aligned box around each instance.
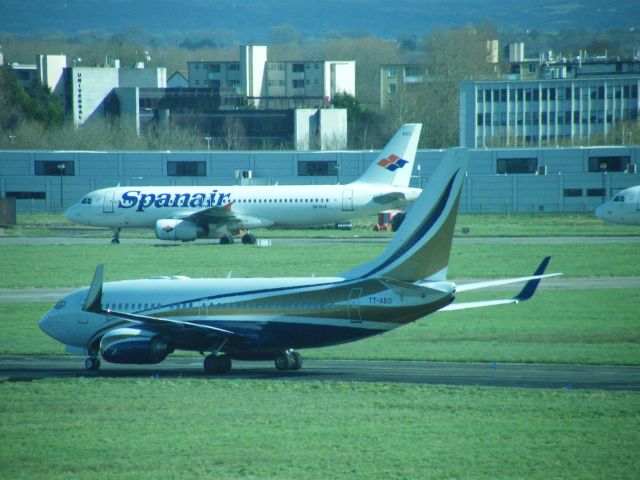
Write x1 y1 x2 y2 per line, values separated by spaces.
174 203 237 222
174 204 274 228
438 256 561 312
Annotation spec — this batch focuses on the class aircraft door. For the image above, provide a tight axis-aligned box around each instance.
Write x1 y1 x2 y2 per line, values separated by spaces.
342 189 354 211
103 190 115 213
347 288 362 323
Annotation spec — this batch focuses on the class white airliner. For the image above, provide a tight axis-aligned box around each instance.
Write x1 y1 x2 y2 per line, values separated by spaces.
65 124 423 244
40 148 560 374
595 185 640 226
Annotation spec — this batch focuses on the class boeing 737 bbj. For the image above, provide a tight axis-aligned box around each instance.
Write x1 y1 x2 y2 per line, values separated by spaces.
40 148 560 374
65 124 423 244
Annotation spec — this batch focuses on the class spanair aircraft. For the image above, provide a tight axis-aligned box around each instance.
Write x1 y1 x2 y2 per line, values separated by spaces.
40 148 560 374
595 185 640 226
65 124 423 245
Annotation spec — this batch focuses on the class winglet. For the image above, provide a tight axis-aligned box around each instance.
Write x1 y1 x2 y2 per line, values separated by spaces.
83 264 104 313
514 256 551 302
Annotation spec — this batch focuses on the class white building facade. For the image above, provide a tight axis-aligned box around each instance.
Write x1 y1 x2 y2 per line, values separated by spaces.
460 77 640 148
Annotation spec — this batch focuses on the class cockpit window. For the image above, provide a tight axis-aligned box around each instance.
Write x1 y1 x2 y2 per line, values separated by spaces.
54 300 66 310
613 195 624 203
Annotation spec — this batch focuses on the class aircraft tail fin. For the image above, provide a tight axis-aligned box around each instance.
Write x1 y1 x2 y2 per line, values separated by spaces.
352 123 421 187
342 148 467 282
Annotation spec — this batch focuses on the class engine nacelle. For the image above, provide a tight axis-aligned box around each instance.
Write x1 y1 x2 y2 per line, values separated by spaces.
155 219 209 241
100 327 173 364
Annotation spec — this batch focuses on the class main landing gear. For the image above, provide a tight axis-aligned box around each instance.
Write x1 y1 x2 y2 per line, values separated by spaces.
110 228 121 244
203 353 232 374
241 232 256 245
219 234 234 245
274 350 303 371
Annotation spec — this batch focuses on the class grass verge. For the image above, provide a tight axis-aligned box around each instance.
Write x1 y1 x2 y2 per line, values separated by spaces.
1 379 638 480
1 241 639 288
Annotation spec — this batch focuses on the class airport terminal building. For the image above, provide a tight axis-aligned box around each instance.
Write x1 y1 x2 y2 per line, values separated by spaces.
1 145 638 215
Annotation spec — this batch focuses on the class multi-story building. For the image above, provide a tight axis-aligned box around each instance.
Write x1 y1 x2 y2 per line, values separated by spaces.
460 77 640 148
188 45 355 108
379 64 427 107
63 63 167 127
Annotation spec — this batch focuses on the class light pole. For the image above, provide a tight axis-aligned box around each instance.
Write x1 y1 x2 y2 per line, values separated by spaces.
417 163 421 188
57 163 66 214
205 137 212 150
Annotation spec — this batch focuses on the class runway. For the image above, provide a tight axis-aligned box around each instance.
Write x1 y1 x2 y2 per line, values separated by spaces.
1 355 638 391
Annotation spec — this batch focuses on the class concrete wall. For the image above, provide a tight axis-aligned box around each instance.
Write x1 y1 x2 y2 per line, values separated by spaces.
1 146 638 214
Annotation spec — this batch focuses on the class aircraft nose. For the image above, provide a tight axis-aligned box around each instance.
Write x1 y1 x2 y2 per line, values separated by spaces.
39 312 56 338
595 204 606 220
65 203 79 221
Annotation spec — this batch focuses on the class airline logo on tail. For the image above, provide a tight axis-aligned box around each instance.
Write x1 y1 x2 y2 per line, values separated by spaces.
378 154 409 172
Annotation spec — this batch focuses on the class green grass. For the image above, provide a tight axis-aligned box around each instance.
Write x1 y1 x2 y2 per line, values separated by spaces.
1 379 638 480
0 241 639 289
3 212 639 238
4 289 639 365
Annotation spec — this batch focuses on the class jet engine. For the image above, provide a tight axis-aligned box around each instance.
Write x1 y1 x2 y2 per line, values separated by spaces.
100 327 173 364
155 219 209 241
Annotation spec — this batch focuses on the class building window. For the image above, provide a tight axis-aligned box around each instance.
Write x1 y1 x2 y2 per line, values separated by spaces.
292 63 305 73
588 156 630 173
227 64 240 71
388 67 397 78
35 160 75 176
388 83 397 94
5 191 46 199
586 188 605 197
563 189 583 198
208 64 221 73
496 158 537 174
292 79 304 89
298 161 338 176
167 161 206 177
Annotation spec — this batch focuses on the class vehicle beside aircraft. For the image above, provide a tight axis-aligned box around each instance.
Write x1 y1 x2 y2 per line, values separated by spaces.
595 185 640 226
40 147 560 374
65 124 423 244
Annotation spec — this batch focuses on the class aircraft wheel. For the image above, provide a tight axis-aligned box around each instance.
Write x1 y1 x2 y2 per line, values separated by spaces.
204 354 232 374
110 238 120 245
290 351 303 371
85 357 101 370
219 234 234 245
241 233 256 245
275 351 297 371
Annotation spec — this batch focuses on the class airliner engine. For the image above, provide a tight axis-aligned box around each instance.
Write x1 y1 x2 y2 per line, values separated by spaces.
100 327 173 364
155 219 209 241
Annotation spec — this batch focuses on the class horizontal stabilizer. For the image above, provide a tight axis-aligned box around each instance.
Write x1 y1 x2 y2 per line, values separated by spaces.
373 192 407 204
378 277 447 297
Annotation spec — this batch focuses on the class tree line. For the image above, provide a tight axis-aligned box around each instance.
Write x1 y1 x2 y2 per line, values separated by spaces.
1 25 638 150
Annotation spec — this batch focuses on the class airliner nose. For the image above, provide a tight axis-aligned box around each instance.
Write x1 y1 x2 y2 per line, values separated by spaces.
595 204 606 220
65 203 79 221
39 312 55 338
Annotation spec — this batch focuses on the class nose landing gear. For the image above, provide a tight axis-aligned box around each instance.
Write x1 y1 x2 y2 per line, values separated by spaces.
84 357 101 370
110 228 121 244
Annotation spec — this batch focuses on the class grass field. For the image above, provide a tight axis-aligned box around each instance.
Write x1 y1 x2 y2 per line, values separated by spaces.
3 211 638 238
1 241 639 288
1 218 639 479
1 379 638 480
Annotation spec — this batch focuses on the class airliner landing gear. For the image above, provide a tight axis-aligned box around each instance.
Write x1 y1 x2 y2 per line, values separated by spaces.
203 354 232 374
85 357 101 371
241 233 256 245
275 350 302 371
219 234 234 245
110 228 121 244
